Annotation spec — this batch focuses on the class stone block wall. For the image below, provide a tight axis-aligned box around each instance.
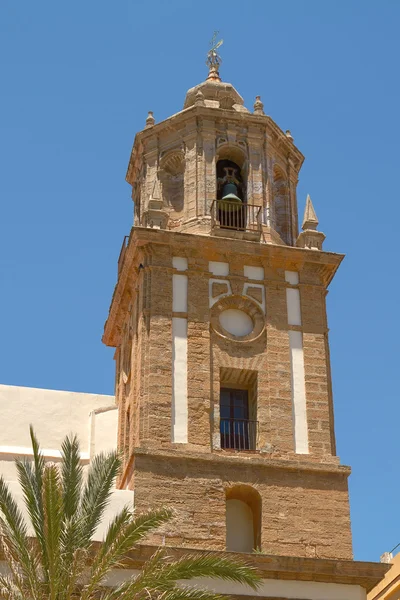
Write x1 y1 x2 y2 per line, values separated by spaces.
132 452 353 560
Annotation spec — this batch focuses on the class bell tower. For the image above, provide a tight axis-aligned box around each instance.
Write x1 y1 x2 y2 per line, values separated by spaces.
103 44 352 559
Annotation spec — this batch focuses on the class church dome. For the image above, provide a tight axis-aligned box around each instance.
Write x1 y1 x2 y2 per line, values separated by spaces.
183 79 249 113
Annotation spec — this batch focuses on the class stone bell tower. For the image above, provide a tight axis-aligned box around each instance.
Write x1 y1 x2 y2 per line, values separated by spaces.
103 46 352 559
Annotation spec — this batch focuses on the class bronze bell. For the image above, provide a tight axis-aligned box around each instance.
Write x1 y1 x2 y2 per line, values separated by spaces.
221 182 242 203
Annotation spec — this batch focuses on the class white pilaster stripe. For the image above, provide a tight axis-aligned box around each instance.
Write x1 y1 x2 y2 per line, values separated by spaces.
244 265 264 280
171 318 188 443
209 261 229 276
286 288 302 325
172 257 188 443
173 274 188 312
289 331 309 454
285 271 308 454
173 257 188 271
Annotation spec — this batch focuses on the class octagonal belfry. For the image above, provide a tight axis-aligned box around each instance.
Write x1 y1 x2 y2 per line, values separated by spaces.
103 57 351 560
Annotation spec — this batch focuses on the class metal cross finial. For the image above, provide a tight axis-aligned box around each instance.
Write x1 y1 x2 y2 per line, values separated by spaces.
206 31 223 81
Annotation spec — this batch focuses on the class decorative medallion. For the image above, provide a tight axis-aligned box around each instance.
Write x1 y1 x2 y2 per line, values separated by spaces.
210 295 265 343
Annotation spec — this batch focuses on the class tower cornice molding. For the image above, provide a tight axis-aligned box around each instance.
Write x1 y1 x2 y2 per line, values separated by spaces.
126 106 304 185
103 227 344 347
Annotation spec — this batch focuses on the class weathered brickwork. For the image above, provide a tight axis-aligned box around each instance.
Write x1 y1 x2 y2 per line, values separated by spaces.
132 451 353 560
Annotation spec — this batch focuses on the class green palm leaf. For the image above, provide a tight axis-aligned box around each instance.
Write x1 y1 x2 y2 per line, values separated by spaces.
0 476 41 596
0 428 262 600
43 464 63 600
61 434 83 520
82 507 173 600
79 450 121 545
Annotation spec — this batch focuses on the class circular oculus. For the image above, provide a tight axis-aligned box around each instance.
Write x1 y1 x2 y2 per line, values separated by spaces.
219 309 253 337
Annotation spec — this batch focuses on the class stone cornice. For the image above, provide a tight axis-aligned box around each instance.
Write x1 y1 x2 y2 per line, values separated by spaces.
102 228 344 348
132 446 350 477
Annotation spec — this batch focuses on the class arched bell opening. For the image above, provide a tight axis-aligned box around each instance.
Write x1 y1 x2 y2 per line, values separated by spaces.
216 157 246 230
225 485 262 553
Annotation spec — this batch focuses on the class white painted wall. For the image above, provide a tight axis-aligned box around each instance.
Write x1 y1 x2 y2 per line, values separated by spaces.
172 317 188 443
0 384 134 540
226 499 254 553
177 578 366 600
90 406 119 458
0 384 117 478
289 331 309 454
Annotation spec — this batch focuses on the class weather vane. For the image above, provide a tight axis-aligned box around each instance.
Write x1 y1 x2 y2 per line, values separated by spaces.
206 31 223 81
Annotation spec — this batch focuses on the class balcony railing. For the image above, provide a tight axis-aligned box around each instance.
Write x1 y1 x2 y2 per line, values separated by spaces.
210 200 262 236
220 418 258 451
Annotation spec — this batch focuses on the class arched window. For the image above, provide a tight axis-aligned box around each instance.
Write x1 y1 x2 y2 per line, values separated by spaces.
272 166 291 244
225 485 261 552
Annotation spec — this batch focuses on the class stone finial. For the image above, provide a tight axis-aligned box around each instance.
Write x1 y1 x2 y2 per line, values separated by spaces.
195 89 205 106
253 95 265 115
296 194 325 251
286 130 294 142
145 111 155 128
302 194 319 231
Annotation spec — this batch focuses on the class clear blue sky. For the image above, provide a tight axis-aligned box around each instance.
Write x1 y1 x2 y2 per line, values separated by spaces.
1 0 399 563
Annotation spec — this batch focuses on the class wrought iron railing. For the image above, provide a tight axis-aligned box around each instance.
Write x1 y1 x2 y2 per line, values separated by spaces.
118 235 129 275
220 418 258 451
210 200 262 233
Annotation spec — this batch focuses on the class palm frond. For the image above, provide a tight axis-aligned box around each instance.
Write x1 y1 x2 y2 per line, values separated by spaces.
132 552 261 594
15 426 48 576
79 450 121 544
100 548 166 600
0 573 25 600
61 434 83 520
82 508 173 600
0 535 42 600
0 476 41 594
59 547 89 600
15 459 48 569
43 464 63 599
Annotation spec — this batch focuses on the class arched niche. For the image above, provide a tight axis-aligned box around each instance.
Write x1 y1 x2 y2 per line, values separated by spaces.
216 144 248 202
272 165 291 244
159 150 185 213
225 485 262 552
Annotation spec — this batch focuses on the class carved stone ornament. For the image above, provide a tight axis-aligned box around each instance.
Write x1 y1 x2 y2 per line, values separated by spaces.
210 295 265 343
